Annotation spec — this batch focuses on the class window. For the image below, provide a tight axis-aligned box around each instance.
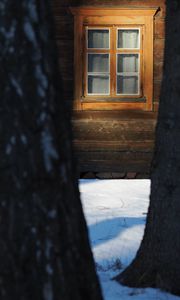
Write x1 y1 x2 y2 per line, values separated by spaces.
85 27 141 97
86 29 110 96
116 29 140 96
70 7 158 111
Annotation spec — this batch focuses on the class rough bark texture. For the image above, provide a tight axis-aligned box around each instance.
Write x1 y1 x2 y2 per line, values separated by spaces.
0 1 103 300
115 0 180 295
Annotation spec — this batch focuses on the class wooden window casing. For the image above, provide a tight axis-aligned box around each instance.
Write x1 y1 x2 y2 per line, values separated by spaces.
70 7 158 111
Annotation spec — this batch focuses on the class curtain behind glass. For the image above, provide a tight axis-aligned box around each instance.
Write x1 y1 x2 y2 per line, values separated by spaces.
117 76 138 94
88 29 109 49
88 54 109 72
88 75 109 94
118 29 139 49
117 54 139 72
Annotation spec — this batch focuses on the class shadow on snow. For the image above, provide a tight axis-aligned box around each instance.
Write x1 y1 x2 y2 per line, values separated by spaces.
88 216 145 247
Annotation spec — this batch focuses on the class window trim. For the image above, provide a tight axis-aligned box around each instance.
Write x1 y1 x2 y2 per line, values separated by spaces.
70 7 158 111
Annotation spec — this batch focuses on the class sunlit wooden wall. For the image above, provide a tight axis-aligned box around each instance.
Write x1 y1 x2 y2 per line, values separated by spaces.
52 0 166 178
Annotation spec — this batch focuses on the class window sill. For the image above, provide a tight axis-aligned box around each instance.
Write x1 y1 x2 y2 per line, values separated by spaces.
81 96 146 103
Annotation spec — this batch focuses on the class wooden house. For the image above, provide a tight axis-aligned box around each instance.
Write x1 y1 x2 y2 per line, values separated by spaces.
53 0 165 178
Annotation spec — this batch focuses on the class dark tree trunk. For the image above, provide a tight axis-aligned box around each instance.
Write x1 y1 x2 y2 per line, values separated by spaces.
115 0 180 296
0 1 103 300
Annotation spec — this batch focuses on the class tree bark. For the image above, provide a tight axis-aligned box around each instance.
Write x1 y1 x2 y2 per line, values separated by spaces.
115 0 180 295
0 1 103 300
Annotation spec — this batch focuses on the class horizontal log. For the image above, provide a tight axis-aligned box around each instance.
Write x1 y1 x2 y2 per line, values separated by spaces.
62 79 74 90
76 158 152 173
154 39 165 62
153 101 159 112
56 40 73 55
153 61 163 81
154 18 165 39
73 140 155 151
153 80 162 102
75 150 153 160
72 110 157 120
73 131 155 142
73 119 156 141
54 16 74 39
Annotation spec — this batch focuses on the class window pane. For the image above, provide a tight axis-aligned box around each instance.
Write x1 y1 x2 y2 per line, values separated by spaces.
117 75 138 94
88 75 109 94
117 29 139 49
88 54 109 73
117 54 139 73
88 29 109 49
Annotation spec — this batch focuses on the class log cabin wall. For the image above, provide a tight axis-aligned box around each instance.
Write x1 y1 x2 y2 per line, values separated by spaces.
52 0 166 178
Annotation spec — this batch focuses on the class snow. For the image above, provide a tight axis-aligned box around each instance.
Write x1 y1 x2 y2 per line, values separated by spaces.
21 134 27 145
5 144 12 155
41 128 59 172
35 65 48 89
24 21 37 44
0 22 16 39
48 209 57 219
11 77 23 97
28 1 38 22
6 136 16 155
35 65 48 97
43 281 53 300
45 238 52 260
80 179 180 300
46 264 53 276
39 112 47 123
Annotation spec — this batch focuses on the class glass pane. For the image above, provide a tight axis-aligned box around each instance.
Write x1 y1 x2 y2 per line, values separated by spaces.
88 54 109 73
88 75 109 94
88 29 109 49
117 54 139 73
117 75 138 94
117 29 139 49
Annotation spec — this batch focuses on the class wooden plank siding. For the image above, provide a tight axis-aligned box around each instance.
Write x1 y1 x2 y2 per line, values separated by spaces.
72 111 157 175
52 0 165 177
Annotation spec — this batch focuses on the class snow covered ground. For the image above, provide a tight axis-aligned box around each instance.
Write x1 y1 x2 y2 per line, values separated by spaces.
79 179 180 300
